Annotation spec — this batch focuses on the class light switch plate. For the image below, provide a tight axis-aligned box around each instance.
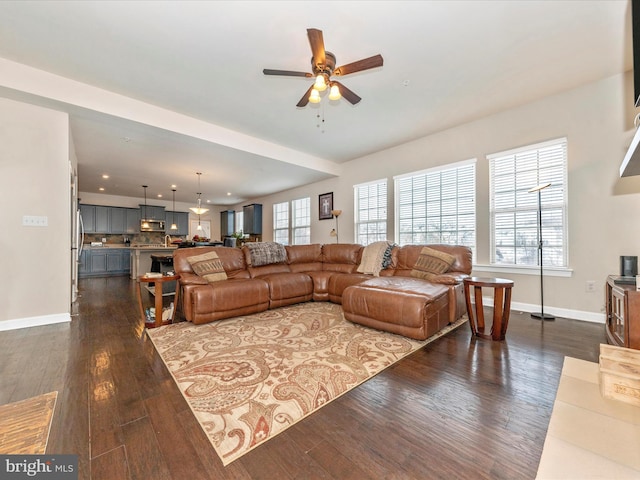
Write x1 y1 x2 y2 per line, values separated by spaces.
22 215 48 227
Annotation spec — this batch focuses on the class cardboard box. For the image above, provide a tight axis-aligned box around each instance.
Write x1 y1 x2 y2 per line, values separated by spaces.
599 344 640 407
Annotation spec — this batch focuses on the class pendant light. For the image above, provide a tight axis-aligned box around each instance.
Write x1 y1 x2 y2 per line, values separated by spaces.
189 172 209 215
170 188 178 230
141 185 150 229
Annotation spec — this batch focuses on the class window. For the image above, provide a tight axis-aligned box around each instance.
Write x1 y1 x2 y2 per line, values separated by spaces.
292 197 311 245
235 210 243 234
489 138 567 267
273 202 289 245
354 179 387 245
273 198 310 245
395 160 476 251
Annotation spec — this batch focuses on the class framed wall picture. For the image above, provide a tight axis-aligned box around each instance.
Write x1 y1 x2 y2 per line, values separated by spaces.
319 192 333 220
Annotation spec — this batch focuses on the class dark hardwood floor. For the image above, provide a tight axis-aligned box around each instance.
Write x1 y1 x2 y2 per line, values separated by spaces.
0 276 606 479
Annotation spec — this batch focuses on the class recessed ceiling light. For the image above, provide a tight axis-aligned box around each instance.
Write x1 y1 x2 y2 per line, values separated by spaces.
170 184 177 189
227 192 231 196
102 174 109 179
99 187 105 191
157 194 162 198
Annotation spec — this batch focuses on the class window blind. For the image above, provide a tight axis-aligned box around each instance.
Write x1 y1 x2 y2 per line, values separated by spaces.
394 160 476 251
489 138 567 267
354 179 387 246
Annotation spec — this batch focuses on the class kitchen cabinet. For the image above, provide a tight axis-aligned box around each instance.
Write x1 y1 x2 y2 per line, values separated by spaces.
78 249 90 275
95 206 109 233
79 248 131 277
221 210 235 237
140 204 165 221
125 208 139 233
80 204 96 233
109 207 126 234
243 203 262 235
80 204 139 234
165 211 189 235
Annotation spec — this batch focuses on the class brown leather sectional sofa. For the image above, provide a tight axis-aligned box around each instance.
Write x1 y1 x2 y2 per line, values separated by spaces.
172 243 472 340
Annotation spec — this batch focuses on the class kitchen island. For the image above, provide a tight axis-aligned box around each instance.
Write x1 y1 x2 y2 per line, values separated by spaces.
129 245 178 280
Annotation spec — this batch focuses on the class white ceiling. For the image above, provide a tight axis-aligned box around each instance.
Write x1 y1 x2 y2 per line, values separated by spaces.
0 0 631 205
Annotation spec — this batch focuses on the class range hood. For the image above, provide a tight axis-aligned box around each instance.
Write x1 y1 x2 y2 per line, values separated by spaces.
140 219 165 232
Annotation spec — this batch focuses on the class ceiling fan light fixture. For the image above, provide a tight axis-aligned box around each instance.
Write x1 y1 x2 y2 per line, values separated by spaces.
328 84 341 101
309 89 321 104
314 74 327 92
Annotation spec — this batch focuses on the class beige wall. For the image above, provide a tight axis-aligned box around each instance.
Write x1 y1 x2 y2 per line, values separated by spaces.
238 72 640 322
0 98 71 325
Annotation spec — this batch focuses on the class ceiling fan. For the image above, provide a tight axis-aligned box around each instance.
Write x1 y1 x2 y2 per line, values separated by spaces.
263 28 383 107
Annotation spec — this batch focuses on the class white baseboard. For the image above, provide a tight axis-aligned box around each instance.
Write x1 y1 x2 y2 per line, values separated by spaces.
0 312 71 332
480 297 605 324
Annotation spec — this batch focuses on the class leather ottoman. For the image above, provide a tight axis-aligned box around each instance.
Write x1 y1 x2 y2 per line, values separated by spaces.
342 277 450 340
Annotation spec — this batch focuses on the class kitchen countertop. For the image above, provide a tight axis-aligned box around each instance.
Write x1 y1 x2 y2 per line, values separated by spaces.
84 244 178 250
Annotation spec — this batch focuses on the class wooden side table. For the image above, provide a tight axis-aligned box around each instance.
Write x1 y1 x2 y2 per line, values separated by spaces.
136 274 180 328
463 277 514 341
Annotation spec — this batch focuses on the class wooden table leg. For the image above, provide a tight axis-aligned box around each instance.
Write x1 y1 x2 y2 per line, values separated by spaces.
474 285 485 335
491 287 505 340
136 281 146 324
154 282 164 328
464 282 477 336
171 280 180 323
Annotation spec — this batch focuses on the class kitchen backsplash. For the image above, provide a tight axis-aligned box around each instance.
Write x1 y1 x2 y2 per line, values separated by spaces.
83 233 186 245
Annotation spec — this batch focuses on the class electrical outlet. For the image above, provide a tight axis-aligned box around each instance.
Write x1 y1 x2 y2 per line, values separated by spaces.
585 280 596 293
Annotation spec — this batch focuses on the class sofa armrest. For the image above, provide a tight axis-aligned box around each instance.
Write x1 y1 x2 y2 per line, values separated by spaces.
179 272 208 286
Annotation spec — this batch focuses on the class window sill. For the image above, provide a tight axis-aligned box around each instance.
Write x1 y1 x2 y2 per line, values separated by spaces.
472 264 573 278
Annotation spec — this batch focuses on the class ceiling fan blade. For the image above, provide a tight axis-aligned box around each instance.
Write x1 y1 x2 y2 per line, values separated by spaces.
333 81 361 105
307 28 326 67
334 54 384 76
296 84 315 108
263 69 313 77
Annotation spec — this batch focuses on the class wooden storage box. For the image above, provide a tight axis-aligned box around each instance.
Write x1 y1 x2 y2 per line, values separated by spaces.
599 344 640 407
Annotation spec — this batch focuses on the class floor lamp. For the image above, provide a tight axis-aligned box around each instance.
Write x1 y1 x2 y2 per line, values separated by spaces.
529 182 555 321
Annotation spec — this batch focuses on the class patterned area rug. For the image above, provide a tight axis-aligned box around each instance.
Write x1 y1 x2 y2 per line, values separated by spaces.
0 391 57 454
147 302 465 465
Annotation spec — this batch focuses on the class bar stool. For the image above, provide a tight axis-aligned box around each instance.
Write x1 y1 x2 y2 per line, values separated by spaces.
463 277 514 341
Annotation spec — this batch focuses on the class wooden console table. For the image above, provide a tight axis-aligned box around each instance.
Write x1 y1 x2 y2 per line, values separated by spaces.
136 274 180 328
606 275 640 349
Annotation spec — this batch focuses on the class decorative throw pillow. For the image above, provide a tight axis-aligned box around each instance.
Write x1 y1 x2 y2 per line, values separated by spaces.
245 242 287 267
428 274 459 285
186 251 227 283
410 247 455 281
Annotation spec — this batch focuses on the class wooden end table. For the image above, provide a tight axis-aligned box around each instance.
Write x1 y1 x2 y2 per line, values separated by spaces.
136 274 180 328
463 277 514 341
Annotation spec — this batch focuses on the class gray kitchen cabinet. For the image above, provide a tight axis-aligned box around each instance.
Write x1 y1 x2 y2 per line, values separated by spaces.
95 206 109 233
243 203 262 235
109 207 126 234
221 210 235 237
80 204 96 233
140 204 165 221
165 211 189 235
125 208 139 234
79 248 130 277
78 249 90 275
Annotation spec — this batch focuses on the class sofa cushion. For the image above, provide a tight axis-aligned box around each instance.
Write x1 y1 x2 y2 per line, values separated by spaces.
186 251 228 283
245 242 287 266
322 244 363 273
410 247 455 280
286 244 323 272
